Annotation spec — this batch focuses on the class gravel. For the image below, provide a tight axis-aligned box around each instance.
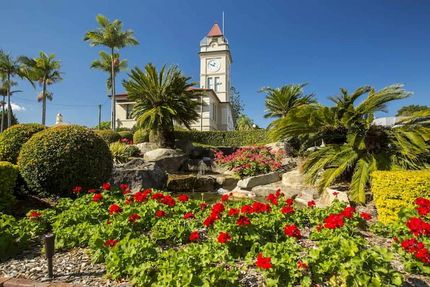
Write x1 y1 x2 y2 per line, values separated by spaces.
0 243 130 287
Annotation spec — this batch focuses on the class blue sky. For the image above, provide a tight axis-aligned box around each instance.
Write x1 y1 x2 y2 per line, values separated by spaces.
1 0 429 127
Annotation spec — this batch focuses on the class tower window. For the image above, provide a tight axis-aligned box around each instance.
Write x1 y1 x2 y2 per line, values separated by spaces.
125 104 133 119
207 77 214 90
214 77 221 92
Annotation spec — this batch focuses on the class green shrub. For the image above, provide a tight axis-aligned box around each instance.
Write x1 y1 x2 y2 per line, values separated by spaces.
133 129 150 144
18 125 113 197
110 142 140 164
95 130 121 144
174 130 270 147
0 161 19 212
118 131 133 141
0 123 46 163
371 170 430 224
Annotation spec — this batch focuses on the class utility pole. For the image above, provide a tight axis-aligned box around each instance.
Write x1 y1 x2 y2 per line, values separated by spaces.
98 104 102 128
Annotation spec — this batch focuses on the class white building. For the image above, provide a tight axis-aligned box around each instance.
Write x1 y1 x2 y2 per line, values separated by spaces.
114 23 234 131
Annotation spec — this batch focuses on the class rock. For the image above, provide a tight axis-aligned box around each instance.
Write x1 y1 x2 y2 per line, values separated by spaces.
189 146 214 159
237 172 282 190
295 189 316 206
265 141 285 153
181 158 213 172
167 174 217 193
230 186 256 198
318 187 350 207
112 158 167 191
144 148 187 173
282 169 305 187
216 176 239 190
175 139 194 155
135 142 159 155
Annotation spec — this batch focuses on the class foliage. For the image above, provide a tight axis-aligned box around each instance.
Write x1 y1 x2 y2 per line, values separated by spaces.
16 186 410 286
133 129 149 144
261 83 315 119
371 170 430 224
123 63 200 148
20 52 62 125
109 142 139 164
215 146 285 178
269 84 430 203
0 161 18 212
0 110 18 131
174 130 270 147
0 123 46 163
397 105 430 117
118 130 133 141
17 125 112 196
95 121 111 130
91 51 127 90
230 86 244 129
236 114 254 131
94 129 121 144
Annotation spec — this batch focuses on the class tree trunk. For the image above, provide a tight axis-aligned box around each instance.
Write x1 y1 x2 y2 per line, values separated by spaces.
6 74 11 128
156 125 175 148
111 47 116 131
42 79 47 125
1 95 5 132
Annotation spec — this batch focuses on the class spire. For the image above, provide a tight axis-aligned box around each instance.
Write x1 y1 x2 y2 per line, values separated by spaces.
207 23 223 37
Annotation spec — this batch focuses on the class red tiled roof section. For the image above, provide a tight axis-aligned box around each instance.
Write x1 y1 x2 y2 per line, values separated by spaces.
207 23 223 37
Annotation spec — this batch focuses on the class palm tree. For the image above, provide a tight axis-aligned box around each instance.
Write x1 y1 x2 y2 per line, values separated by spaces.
91 51 128 91
84 14 139 130
123 64 201 148
260 83 316 119
236 114 255 131
0 80 21 132
0 50 33 128
270 84 430 203
20 52 62 125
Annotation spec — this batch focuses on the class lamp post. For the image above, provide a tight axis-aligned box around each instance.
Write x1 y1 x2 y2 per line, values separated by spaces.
44 233 55 279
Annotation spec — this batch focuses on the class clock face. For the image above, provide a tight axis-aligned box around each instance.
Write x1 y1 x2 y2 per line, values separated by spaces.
207 59 221 72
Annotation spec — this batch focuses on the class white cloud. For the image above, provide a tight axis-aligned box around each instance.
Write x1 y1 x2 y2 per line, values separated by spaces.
11 102 26 112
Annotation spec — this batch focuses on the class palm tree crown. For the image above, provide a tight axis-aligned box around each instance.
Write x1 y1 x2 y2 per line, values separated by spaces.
261 83 315 119
91 51 127 90
123 63 200 147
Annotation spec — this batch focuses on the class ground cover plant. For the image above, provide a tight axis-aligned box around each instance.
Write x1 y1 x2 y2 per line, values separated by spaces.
4 185 429 286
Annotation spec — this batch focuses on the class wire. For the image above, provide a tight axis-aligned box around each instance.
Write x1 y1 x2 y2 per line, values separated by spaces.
11 95 106 108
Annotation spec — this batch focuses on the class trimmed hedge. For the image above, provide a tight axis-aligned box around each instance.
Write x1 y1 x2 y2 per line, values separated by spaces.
371 170 430 224
95 130 121 144
18 125 113 197
0 161 19 212
174 130 270 147
0 123 46 163
133 129 150 144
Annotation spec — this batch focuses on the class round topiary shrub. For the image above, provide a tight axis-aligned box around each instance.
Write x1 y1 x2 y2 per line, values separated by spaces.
0 123 46 163
133 129 150 144
94 130 121 144
18 125 113 196
0 161 19 212
118 131 133 141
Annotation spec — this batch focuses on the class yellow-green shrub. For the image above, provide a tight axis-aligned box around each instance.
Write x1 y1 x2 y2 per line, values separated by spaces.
371 170 430 224
0 161 19 212
133 129 150 144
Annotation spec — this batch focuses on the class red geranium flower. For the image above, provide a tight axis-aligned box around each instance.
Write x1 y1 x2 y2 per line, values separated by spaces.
281 205 294 215
307 200 316 208
284 224 301 239
134 191 148 203
120 183 130 194
183 212 195 219
406 217 430 236
72 186 82 194
401 238 425 253
285 198 294 206
415 247 430 264
221 194 230 202
102 182 111 191
92 193 103 202
266 193 278 205
104 239 118 248
203 213 219 227
228 208 240 216
341 206 356 219
297 261 308 269
178 194 189 202
333 191 339 196
241 204 254 214
324 213 344 229
252 202 271 213
161 195 176 207
88 188 97 193
200 202 208 210
152 193 164 200
155 210 166 218
212 202 225 214
217 232 232 244
128 213 141 223
28 211 42 219
189 231 200 242
108 204 122 215
360 212 372 221
256 253 272 269
237 216 251 226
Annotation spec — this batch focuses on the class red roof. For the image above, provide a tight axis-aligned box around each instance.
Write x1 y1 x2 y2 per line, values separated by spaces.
207 23 223 37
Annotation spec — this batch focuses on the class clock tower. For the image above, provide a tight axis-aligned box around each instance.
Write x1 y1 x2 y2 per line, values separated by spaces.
199 23 232 102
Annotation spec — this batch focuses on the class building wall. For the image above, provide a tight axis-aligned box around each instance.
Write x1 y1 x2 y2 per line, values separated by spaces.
115 102 135 129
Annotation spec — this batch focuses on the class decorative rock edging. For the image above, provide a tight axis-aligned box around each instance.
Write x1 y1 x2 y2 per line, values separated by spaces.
0 276 81 287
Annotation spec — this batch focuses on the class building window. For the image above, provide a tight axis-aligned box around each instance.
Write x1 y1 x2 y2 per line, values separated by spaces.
212 103 217 121
214 77 221 92
207 77 214 90
125 104 133 119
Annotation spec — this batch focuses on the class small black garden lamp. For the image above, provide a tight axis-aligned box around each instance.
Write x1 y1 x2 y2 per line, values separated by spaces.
44 233 55 279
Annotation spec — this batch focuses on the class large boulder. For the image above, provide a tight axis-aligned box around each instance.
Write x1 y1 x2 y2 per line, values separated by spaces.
175 139 194 156
318 187 350 207
167 174 217 193
144 148 187 173
216 175 239 190
237 172 282 190
180 158 214 172
135 142 159 155
111 158 167 191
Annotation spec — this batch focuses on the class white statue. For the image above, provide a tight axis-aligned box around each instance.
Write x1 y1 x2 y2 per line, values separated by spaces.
55 113 64 125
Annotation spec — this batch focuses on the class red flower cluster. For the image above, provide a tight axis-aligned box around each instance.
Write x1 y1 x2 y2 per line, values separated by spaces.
266 189 283 205
120 183 131 194
281 205 294 215
102 182 111 190
228 208 240 216
128 213 141 223
109 204 122 215
189 231 200 242
401 238 430 264
240 202 271 215
72 186 82 194
415 197 430 216
203 203 225 228
28 211 42 219
183 212 195 219
88 189 97 193
297 261 308 269
155 210 166 218
92 193 103 202
307 200 316 208
178 194 189 202
104 239 119 248
237 215 251 226
200 202 208 210
134 189 152 203
324 213 345 229
256 253 272 269
341 206 355 219
285 198 294 206
221 193 230 202
360 212 372 221
120 138 133 145
161 195 176 207
217 232 232 244
406 217 430 237
284 224 301 239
